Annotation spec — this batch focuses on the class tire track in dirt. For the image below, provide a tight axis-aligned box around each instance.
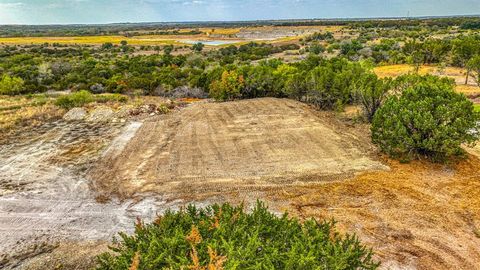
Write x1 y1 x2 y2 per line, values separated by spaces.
0 121 187 269
91 98 388 201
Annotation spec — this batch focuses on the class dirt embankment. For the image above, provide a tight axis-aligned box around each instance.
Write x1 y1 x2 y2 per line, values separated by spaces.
91 98 387 201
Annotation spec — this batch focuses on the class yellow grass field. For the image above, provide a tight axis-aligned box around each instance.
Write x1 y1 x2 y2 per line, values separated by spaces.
0 25 345 47
0 35 184 46
374 64 480 96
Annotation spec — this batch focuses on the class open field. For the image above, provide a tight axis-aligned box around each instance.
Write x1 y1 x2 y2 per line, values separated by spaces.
0 35 182 46
4 12 480 270
0 34 287 47
0 25 347 47
374 64 480 96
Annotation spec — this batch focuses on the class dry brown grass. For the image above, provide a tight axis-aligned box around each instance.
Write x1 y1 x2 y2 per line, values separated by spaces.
455 84 480 97
373 64 480 96
0 95 64 140
373 64 465 79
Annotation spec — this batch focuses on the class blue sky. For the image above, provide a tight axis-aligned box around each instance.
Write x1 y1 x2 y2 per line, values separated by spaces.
0 0 480 25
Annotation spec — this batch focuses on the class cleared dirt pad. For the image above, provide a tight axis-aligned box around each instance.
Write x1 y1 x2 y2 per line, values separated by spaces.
5 97 478 269
92 98 387 200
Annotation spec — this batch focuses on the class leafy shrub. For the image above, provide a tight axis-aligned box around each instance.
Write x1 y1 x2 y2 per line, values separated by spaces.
475 104 480 113
302 60 366 110
55 90 94 109
371 80 480 162
390 74 454 95
354 74 392 122
96 202 379 270
209 70 244 101
0 74 25 95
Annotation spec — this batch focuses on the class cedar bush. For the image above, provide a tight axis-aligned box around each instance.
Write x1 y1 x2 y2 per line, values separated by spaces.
371 79 480 162
96 202 379 270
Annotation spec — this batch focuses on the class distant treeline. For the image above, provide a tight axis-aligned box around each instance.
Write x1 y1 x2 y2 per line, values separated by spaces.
1 17 480 37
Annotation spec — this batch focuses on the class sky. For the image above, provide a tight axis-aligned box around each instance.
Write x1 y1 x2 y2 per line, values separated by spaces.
0 0 480 25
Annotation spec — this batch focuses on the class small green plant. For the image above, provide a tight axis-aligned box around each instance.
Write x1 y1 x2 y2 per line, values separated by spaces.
55 90 94 109
372 79 480 162
95 202 379 270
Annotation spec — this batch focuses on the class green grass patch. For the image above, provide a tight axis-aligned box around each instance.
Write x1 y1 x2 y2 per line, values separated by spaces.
55 91 128 109
95 202 379 270
55 90 94 109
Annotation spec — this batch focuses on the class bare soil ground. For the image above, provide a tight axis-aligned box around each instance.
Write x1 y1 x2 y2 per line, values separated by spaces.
270 156 480 269
91 98 387 201
0 121 185 269
2 97 480 269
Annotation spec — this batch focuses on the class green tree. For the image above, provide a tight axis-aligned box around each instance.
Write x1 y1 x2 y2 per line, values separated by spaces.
102 42 114 50
308 42 325 55
191 42 205 52
467 55 480 86
163 45 174 55
209 70 244 101
407 51 424 73
452 37 480 84
371 80 479 162
354 73 392 122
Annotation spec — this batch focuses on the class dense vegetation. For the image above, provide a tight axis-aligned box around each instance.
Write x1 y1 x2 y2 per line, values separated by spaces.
1 17 479 37
372 75 480 162
96 202 379 270
2 17 480 163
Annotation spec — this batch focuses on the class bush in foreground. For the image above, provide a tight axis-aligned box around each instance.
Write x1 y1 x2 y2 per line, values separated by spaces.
371 80 480 162
96 202 379 270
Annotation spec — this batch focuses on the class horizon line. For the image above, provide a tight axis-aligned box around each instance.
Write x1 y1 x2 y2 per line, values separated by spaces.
2 14 480 27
